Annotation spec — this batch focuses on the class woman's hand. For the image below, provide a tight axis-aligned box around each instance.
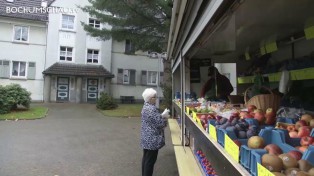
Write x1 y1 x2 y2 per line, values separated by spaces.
161 108 170 118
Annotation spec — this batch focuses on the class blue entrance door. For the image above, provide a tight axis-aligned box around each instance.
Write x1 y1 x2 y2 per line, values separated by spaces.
57 77 69 101
87 79 98 102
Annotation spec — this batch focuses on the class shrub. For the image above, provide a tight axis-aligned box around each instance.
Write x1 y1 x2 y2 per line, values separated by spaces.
96 92 118 110
0 84 31 114
0 85 11 114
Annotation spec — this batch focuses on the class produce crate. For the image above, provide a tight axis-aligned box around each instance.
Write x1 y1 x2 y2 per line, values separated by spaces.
302 145 314 165
216 118 272 148
276 117 299 124
250 149 267 176
240 128 296 172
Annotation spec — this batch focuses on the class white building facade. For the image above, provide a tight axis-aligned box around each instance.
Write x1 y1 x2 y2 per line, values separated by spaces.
1 0 163 103
0 0 48 102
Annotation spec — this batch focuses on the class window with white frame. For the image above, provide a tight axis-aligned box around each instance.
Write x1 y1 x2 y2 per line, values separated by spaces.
11 61 26 77
147 71 157 85
13 26 29 42
123 69 130 84
89 18 100 29
60 46 73 61
118 69 135 85
87 49 99 63
62 14 75 30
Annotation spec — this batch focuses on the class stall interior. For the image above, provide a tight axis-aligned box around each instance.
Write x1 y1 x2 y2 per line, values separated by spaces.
187 0 314 112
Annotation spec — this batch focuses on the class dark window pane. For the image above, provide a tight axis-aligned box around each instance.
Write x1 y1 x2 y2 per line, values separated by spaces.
60 47 66 51
88 50 93 54
60 56 65 60
94 50 99 54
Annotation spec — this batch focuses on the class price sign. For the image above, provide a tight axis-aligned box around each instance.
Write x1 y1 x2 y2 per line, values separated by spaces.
197 118 202 128
305 26 314 40
257 163 274 176
186 107 190 115
209 124 217 142
224 134 239 162
192 111 197 121
265 42 277 53
260 46 266 55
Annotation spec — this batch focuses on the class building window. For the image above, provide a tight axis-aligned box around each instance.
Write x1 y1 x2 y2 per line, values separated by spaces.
13 26 29 42
89 19 100 29
117 69 136 85
12 61 26 78
141 70 163 86
125 39 135 54
62 14 75 30
60 46 73 61
147 71 157 85
123 69 130 84
87 49 99 63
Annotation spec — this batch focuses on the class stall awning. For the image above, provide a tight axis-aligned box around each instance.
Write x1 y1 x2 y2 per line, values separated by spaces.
42 62 114 78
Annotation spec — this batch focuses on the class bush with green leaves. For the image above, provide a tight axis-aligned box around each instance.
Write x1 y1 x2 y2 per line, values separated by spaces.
0 85 12 114
96 92 118 110
0 84 31 114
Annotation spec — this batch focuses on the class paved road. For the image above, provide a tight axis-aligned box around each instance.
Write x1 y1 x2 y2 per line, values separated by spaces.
0 103 178 176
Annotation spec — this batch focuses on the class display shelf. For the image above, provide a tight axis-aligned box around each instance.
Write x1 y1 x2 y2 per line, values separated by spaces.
172 103 250 176
237 67 314 84
168 119 203 176
185 114 250 176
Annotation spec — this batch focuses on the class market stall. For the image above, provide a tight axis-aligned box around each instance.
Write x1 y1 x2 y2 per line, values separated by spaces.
167 0 314 175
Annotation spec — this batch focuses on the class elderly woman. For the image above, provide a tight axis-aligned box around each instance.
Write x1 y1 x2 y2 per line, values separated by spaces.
141 88 170 176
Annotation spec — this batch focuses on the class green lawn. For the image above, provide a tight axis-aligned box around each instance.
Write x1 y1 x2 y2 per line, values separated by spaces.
0 106 48 120
99 103 169 118
99 104 143 117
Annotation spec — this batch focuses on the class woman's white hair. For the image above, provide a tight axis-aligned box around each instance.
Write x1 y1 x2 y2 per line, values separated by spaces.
142 88 157 102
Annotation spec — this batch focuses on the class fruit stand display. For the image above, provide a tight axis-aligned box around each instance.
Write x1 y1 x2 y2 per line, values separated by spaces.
167 1 314 176
173 98 314 176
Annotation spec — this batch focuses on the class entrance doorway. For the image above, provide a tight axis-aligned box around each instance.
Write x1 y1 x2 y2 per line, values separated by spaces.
87 79 98 102
57 77 69 101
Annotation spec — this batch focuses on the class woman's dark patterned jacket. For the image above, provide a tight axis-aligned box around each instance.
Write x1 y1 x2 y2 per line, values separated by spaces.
140 102 168 150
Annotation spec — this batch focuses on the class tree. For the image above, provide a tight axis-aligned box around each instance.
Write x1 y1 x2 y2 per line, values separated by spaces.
80 0 173 107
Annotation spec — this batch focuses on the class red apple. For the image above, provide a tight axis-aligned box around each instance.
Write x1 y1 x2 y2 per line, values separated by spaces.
287 150 303 161
310 119 314 128
265 108 276 118
300 136 314 146
287 125 296 132
254 108 264 114
239 111 249 119
247 104 257 113
244 113 254 119
264 144 283 155
231 111 240 117
301 114 313 125
297 126 312 138
289 131 299 138
265 116 276 125
295 120 308 130
254 112 265 125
